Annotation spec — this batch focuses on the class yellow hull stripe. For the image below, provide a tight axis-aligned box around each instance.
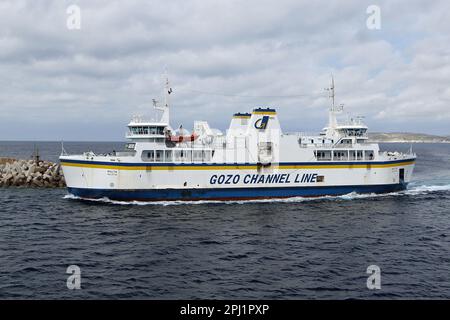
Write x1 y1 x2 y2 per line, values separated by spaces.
252 111 277 115
61 160 415 171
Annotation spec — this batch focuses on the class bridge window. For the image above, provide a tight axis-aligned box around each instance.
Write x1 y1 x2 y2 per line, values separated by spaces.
193 150 203 162
203 150 211 162
364 150 374 160
356 150 363 160
142 150 154 162
149 126 164 135
183 150 192 162
342 128 367 137
130 126 165 135
174 150 192 162
333 150 348 161
315 150 332 161
174 150 183 162
142 150 167 162
155 150 164 162
165 150 172 162
349 150 356 160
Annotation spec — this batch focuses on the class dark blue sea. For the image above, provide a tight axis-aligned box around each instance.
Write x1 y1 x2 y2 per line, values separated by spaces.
1 141 449 299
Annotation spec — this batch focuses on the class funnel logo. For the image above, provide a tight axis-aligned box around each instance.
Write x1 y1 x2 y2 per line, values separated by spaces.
255 116 269 130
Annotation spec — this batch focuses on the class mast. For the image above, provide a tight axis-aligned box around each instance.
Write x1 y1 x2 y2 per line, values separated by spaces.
327 75 337 130
154 72 172 125
161 73 171 124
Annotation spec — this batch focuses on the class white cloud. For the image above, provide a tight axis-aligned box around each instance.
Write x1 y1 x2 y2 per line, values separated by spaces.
0 0 449 140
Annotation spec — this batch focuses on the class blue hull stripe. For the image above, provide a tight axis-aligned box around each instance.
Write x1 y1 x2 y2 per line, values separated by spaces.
68 183 408 201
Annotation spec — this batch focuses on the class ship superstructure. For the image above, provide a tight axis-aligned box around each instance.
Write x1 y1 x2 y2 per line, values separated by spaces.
60 76 416 201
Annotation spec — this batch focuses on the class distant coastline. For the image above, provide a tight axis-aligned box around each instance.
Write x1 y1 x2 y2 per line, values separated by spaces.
368 132 450 143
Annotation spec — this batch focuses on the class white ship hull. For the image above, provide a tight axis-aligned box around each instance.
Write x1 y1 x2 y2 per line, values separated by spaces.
60 158 415 201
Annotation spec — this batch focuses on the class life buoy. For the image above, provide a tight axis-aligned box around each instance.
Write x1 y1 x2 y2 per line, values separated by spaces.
168 133 199 143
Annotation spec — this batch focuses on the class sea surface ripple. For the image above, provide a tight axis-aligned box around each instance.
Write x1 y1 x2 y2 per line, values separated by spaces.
1 142 449 299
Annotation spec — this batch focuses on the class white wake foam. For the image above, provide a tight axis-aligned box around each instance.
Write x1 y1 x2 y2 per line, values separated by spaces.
63 183 450 206
401 183 450 195
63 193 333 206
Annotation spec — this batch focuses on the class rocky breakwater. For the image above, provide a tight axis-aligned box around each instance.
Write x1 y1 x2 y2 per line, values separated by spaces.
0 158 66 188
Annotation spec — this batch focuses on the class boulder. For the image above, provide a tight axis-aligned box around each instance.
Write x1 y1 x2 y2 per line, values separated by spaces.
0 158 66 188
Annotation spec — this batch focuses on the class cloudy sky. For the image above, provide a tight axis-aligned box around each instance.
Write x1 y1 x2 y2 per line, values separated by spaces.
1 0 449 140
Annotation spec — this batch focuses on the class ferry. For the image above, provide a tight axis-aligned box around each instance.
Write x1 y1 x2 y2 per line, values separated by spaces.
60 76 416 201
